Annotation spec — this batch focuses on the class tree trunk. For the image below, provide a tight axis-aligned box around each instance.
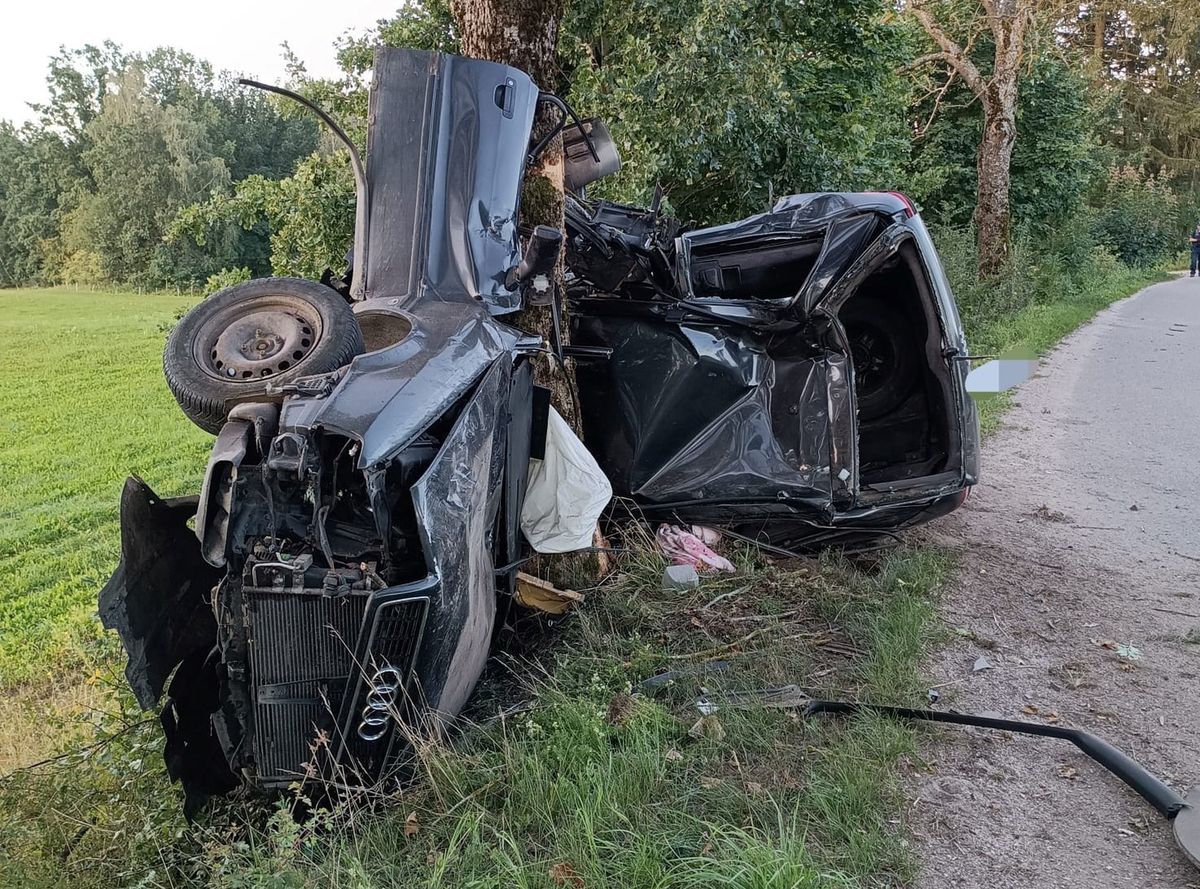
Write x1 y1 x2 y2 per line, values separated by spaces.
975 102 1017 279
451 0 580 431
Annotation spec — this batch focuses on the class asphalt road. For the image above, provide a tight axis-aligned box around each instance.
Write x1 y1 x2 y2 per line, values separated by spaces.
911 273 1200 888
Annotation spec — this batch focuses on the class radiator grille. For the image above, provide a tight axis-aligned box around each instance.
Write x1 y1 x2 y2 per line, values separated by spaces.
339 596 429 774
370 599 427 668
246 591 367 785
245 589 427 786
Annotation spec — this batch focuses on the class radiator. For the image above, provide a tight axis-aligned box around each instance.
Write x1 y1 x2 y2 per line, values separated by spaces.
245 589 426 786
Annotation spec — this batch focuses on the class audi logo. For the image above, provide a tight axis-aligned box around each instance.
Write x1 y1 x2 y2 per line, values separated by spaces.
356 665 405 742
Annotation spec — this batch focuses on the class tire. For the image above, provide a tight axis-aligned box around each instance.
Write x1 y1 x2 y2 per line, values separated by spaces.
840 298 920 422
164 277 365 434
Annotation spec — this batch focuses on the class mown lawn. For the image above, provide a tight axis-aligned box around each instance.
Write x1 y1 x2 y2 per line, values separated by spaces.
0 288 209 688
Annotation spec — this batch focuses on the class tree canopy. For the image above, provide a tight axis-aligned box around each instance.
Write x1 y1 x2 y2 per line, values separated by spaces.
1 2 1194 291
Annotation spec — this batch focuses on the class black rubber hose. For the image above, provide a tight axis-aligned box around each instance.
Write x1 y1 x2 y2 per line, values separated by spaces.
805 699 1187 819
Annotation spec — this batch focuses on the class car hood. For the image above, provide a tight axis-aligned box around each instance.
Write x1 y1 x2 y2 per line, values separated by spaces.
279 299 522 468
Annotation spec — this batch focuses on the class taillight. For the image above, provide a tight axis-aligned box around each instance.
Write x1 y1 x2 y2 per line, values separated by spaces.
887 191 916 218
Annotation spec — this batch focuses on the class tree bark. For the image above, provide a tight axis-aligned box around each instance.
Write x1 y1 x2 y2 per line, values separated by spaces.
975 104 1017 277
908 0 1030 279
451 0 580 431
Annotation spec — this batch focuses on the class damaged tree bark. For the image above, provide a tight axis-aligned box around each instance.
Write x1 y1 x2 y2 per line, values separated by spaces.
908 0 1032 279
451 0 581 431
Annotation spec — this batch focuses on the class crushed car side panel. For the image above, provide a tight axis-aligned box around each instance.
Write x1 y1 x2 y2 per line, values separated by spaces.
569 191 979 541
571 309 833 509
98 477 222 709
409 356 512 720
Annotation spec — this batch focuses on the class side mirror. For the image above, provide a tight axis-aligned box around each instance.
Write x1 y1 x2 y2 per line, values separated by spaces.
563 118 622 192
506 226 563 297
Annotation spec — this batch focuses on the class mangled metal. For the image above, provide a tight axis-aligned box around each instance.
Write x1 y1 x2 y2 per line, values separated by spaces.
100 46 984 808
569 191 978 547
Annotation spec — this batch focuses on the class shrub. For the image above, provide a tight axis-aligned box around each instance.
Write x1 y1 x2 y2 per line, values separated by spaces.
203 266 252 296
1091 166 1179 267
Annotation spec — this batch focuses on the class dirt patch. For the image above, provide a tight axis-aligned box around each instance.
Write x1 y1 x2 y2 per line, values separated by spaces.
910 278 1200 888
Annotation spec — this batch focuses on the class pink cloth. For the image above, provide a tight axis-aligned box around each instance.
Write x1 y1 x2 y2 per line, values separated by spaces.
656 524 736 573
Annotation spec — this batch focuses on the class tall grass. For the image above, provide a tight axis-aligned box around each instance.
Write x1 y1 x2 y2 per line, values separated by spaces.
931 225 1171 433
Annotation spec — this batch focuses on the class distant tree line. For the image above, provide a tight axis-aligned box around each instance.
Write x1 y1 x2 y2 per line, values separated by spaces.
0 42 316 289
2 1 1198 291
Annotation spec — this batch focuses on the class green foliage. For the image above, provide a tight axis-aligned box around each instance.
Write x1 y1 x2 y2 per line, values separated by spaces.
563 0 911 223
0 685 207 889
0 43 317 289
1062 3 1200 181
336 0 458 73
0 125 75 285
61 67 232 287
1091 166 1181 267
172 151 356 280
203 266 252 296
32 42 128 147
909 53 1103 231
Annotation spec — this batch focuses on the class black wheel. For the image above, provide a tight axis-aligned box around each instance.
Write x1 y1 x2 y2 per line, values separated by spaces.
164 277 364 434
840 299 920 422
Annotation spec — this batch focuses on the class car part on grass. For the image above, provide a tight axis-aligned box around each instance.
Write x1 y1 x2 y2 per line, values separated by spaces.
164 277 365 433
101 46 989 809
513 572 585 615
639 661 732 696
808 700 1200 870
697 688 1200 869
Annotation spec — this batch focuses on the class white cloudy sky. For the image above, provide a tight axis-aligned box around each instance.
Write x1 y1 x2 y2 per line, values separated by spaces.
0 0 404 125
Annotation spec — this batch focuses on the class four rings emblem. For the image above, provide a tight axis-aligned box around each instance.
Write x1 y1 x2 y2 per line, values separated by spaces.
356 665 405 741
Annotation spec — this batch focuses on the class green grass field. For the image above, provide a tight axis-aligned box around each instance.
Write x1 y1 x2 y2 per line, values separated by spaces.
0 289 209 687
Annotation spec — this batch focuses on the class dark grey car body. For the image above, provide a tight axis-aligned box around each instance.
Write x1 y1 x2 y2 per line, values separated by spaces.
99 48 978 810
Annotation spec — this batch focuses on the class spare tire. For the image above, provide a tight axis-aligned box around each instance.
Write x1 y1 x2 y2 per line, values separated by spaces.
164 277 365 434
840 298 920 422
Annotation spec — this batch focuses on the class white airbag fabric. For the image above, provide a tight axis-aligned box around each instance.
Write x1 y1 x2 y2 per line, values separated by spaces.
520 408 612 552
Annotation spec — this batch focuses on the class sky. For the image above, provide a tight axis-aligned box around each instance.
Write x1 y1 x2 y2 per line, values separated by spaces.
0 0 404 125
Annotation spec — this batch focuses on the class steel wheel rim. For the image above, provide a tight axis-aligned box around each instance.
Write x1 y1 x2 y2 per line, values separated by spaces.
846 321 896 401
192 295 324 382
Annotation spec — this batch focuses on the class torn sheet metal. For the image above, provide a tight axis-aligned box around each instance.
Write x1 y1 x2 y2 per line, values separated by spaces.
572 314 832 508
282 300 521 468
569 190 979 544
98 477 221 709
409 356 511 720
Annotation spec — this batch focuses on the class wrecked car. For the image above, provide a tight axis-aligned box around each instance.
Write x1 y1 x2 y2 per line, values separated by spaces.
99 47 979 810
